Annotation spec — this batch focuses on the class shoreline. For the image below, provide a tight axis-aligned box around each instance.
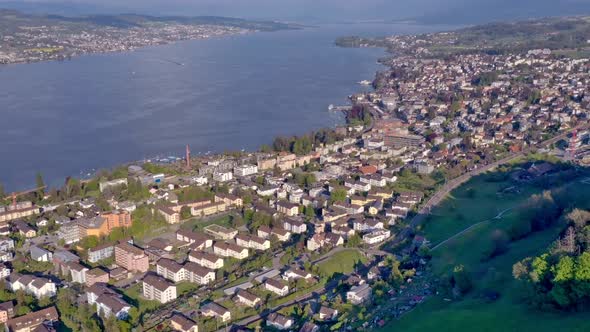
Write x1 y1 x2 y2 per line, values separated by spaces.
0 28 254 67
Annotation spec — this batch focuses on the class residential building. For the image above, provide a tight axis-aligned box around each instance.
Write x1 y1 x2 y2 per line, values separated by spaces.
88 243 114 263
29 246 52 262
114 243 149 273
277 201 299 216
266 313 293 330
86 268 109 286
204 225 238 240
235 234 270 251
188 251 224 270
0 301 14 324
142 274 177 304
233 164 258 177
8 274 56 299
235 289 261 307
362 229 391 245
200 302 231 322
318 306 338 321
57 221 82 245
68 262 88 284
5 306 59 332
265 279 289 297
213 242 248 260
157 206 180 224
283 218 306 234
346 283 372 304
184 262 215 285
176 229 212 249
156 258 185 283
170 313 199 332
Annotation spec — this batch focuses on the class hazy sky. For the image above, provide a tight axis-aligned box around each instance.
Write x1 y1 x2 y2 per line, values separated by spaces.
1 0 589 22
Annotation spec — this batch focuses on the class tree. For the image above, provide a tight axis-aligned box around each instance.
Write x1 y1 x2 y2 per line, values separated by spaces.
452 265 472 294
330 189 347 204
35 172 45 199
180 206 192 220
0 182 4 200
346 234 361 248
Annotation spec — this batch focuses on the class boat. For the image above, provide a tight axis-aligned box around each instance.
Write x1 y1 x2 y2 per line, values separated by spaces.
358 80 372 85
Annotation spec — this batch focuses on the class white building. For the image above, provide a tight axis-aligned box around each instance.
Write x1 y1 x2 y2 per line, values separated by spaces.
234 165 258 177
213 171 233 182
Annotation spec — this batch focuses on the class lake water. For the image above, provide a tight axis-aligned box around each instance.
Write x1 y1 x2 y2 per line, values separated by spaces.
0 23 449 190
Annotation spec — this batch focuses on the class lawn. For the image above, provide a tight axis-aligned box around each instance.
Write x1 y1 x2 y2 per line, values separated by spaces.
180 214 233 232
317 249 367 277
123 283 161 315
379 167 590 332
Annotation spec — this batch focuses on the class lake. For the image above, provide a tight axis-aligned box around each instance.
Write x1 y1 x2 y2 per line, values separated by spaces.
0 22 449 190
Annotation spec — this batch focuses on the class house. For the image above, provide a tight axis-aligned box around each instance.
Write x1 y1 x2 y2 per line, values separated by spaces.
87 283 131 320
0 264 11 278
203 225 238 240
142 274 177 304
201 302 231 322
5 306 59 332
170 313 199 332
277 201 299 217
353 219 384 233
257 225 272 239
188 251 224 270
29 246 52 262
88 243 114 263
283 218 307 234
266 313 293 330
8 274 56 299
114 243 149 273
318 306 338 321
300 321 320 332
271 228 291 242
235 289 261 307
176 229 212 249
52 250 80 276
13 221 36 238
0 238 14 252
0 301 14 324
96 293 131 320
362 229 391 245
346 283 372 304
213 242 248 260
265 278 289 296
282 268 312 281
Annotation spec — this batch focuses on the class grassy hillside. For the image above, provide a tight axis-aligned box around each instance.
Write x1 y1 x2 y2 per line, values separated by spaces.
380 165 590 332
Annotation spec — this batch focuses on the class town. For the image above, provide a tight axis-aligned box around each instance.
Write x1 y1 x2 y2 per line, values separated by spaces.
0 9 292 65
0 16 589 332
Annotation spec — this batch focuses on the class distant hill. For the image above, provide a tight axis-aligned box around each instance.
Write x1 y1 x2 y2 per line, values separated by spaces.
0 8 299 32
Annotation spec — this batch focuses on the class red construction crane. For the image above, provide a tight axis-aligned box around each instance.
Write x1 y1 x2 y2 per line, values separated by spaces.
10 186 46 208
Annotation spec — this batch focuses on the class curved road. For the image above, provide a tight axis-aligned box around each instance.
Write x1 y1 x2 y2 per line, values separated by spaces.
391 125 586 247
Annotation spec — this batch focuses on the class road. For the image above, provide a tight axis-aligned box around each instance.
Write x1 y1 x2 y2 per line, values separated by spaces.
389 125 586 248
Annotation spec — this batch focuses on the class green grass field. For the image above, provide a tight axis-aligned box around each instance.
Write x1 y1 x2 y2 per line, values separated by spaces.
317 249 367 277
380 168 590 332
